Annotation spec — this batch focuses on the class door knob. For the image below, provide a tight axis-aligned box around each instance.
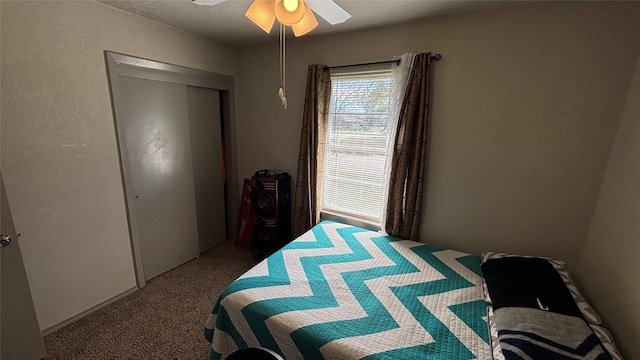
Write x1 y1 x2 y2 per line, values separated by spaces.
0 234 11 248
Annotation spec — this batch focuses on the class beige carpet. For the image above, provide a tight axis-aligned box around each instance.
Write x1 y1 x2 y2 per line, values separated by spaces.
43 240 258 359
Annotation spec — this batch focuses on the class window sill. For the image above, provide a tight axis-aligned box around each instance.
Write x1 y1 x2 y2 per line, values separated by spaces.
320 211 382 232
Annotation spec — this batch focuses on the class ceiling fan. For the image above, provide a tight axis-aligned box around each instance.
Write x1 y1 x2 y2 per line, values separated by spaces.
193 0 351 37
194 0 351 108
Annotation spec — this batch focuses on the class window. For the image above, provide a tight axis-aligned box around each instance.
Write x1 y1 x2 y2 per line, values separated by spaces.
321 70 397 228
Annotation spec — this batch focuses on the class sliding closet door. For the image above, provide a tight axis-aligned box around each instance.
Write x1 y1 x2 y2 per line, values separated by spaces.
187 86 226 252
118 76 199 281
106 52 237 287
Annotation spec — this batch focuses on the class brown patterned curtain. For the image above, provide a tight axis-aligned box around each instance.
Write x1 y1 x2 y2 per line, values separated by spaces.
385 52 432 240
292 65 331 238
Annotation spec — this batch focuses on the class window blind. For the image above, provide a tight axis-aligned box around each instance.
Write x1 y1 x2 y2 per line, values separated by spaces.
322 71 395 223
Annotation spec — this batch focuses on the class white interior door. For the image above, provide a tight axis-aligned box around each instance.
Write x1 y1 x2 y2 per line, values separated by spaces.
187 86 226 252
118 76 200 281
1 174 47 359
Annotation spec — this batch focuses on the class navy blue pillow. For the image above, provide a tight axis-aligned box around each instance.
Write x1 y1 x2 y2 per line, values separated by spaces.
481 257 583 318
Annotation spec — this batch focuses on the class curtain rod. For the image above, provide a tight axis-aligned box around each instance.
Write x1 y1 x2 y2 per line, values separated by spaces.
328 53 441 70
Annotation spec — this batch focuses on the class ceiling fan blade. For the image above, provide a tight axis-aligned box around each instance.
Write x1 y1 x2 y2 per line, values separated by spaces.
304 0 351 25
192 0 227 5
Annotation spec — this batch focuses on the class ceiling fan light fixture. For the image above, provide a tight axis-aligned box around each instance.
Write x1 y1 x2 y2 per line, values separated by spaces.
245 0 276 33
283 0 299 12
292 6 318 37
274 0 306 25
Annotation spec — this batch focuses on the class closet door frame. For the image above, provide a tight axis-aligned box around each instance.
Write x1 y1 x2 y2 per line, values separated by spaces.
105 51 239 288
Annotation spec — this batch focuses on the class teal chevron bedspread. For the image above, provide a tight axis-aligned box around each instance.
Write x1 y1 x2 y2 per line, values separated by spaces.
204 221 490 359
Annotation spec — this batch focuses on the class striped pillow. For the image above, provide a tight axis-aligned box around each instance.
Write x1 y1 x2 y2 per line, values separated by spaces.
481 252 624 360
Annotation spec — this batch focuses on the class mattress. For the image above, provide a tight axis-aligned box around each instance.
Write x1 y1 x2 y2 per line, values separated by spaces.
204 221 491 359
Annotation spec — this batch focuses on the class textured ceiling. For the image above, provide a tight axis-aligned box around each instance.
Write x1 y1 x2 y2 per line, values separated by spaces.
96 0 526 47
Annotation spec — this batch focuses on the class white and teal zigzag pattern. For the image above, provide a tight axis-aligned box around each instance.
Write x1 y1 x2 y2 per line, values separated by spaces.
205 221 490 359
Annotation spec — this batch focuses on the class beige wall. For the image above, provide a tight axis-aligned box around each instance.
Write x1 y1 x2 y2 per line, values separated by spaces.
236 2 640 268
576 52 640 360
235 2 640 355
0 0 237 331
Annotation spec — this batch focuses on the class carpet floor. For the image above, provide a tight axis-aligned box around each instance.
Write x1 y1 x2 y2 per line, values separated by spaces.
43 240 258 360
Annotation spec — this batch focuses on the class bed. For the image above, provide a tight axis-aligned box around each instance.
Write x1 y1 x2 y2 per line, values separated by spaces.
204 221 622 360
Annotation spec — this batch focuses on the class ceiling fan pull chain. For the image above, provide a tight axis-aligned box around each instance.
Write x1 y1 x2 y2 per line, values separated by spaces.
283 24 287 108
278 23 283 99
279 23 287 108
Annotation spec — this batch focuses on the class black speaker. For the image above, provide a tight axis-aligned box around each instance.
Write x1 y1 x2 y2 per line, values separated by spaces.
251 170 292 254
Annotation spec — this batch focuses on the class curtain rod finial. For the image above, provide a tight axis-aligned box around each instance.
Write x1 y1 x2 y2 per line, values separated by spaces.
431 54 441 61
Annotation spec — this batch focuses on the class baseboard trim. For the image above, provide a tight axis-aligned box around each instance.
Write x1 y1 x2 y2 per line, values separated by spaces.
42 286 139 336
